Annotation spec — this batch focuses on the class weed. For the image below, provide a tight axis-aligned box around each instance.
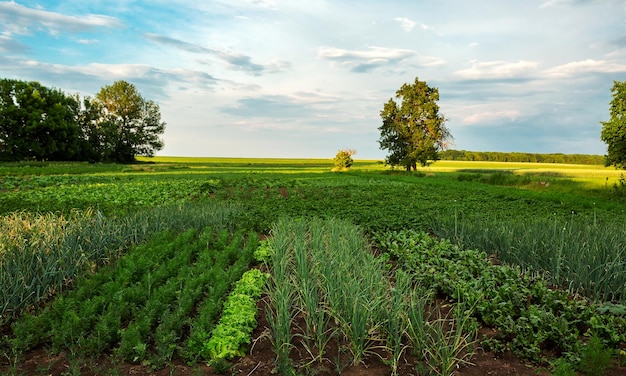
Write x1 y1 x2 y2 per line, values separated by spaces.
551 358 576 376
578 335 613 375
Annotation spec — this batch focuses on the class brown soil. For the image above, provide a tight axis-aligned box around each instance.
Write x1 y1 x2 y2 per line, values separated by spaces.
4 299 625 376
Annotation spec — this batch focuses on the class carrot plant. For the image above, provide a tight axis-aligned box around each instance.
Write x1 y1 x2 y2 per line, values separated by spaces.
0 202 242 326
5 226 257 370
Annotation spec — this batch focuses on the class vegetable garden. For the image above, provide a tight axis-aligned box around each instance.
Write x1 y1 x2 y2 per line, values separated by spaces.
0 157 625 375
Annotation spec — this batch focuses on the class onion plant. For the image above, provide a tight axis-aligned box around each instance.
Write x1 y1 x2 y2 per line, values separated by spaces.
423 304 478 376
406 284 433 361
431 214 626 303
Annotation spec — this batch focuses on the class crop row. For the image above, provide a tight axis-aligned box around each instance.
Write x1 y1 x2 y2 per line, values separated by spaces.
262 217 480 376
0 201 242 324
375 229 626 371
209 174 625 304
259 217 626 375
431 213 626 303
4 226 258 371
0 176 214 215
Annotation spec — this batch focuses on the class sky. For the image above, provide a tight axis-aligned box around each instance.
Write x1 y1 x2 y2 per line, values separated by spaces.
1 0 626 159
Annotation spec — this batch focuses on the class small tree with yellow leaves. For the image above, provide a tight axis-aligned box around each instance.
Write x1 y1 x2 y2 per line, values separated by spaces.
333 149 356 171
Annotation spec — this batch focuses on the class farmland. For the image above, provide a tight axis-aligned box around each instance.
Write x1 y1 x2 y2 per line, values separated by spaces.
0 157 625 375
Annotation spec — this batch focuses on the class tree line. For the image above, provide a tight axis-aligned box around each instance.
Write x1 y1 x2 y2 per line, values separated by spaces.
0 78 165 163
439 150 605 165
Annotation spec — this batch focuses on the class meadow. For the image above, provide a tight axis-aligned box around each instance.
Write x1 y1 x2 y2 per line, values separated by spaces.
0 157 625 375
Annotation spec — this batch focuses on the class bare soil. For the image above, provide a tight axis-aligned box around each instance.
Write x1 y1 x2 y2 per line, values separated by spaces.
4 298 625 376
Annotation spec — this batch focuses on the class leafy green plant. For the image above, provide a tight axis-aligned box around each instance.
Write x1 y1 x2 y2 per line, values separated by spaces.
204 269 268 361
6 226 257 370
253 238 273 263
374 228 626 366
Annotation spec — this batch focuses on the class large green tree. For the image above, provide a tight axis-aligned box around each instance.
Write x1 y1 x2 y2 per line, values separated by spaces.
86 80 166 163
601 80 626 169
378 77 452 170
0 79 82 161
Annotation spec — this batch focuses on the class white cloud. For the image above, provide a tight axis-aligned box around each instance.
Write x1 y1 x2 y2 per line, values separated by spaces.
0 1 124 36
420 55 447 67
5 57 219 98
540 0 597 8
543 59 626 77
456 60 539 80
76 39 99 45
419 22 437 32
317 46 417 73
463 110 520 124
394 17 416 32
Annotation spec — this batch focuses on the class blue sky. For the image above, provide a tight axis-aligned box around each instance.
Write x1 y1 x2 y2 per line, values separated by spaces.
1 0 626 159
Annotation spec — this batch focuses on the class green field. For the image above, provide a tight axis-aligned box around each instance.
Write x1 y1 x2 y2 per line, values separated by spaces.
1 157 625 375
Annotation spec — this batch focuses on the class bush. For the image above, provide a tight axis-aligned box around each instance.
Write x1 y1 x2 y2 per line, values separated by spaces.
333 149 356 171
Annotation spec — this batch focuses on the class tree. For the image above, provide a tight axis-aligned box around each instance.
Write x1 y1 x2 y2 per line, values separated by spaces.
333 149 356 171
378 77 452 170
87 80 165 163
601 80 626 169
0 79 82 161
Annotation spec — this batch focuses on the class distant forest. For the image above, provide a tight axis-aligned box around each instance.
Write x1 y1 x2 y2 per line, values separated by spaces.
439 150 605 165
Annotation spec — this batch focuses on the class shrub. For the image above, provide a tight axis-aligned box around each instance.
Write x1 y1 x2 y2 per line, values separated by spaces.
332 149 356 171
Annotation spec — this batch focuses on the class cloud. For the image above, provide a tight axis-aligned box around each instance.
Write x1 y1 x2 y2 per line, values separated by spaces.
540 0 598 8
145 33 214 54
1 55 218 98
543 59 626 77
317 46 417 73
455 60 539 80
611 35 626 48
0 1 124 36
76 39 99 45
0 35 28 53
394 17 416 32
145 33 291 75
220 92 336 119
463 110 520 124
215 52 291 75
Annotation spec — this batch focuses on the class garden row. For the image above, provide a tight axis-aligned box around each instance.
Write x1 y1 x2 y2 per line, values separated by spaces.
2 169 624 306
2 226 266 373
0 202 242 324
261 217 626 375
376 229 626 372
209 173 625 304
